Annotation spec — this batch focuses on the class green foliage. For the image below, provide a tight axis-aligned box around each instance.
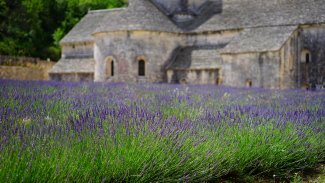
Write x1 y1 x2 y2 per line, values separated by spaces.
0 0 127 60
0 81 324 182
53 28 65 47
0 0 7 19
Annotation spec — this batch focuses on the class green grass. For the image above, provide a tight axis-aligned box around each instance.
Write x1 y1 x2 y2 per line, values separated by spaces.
0 80 324 182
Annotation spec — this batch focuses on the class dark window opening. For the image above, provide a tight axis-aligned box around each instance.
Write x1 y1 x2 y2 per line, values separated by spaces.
138 60 145 76
111 61 114 76
246 80 252 87
216 77 222 85
180 78 187 84
306 53 310 64
105 58 114 79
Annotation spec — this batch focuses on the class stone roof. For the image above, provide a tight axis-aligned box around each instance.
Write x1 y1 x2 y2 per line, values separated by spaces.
167 46 226 70
195 0 325 32
95 0 181 34
49 58 95 73
220 26 297 54
60 10 109 44
150 0 223 30
61 0 325 43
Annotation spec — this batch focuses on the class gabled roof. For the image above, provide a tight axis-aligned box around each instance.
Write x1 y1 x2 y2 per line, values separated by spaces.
49 58 95 73
220 26 297 54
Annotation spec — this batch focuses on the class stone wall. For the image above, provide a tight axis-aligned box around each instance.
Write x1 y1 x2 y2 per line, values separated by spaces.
185 30 239 48
61 42 94 59
0 61 55 81
94 31 185 83
168 69 220 85
219 25 325 89
93 30 238 83
49 73 94 82
221 52 280 88
300 25 325 88
279 30 299 89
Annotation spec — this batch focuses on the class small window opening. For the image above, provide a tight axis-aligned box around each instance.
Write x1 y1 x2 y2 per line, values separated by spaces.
306 53 310 64
301 49 311 64
216 77 222 85
180 78 187 84
138 60 145 76
246 80 252 87
105 57 115 79
111 61 114 76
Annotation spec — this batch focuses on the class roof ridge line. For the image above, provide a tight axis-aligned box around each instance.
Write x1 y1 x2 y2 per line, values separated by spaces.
244 24 298 29
88 8 127 14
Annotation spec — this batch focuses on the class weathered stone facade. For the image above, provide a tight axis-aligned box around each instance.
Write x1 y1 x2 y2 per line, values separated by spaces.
94 31 184 83
300 25 325 88
50 0 325 89
0 56 55 81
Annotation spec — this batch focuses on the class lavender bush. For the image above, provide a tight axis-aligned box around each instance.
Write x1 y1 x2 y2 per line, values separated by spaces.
0 80 324 182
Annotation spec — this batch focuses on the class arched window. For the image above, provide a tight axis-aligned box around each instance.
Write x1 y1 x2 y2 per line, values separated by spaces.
306 53 310 64
246 79 252 87
180 78 187 84
216 77 222 85
138 60 145 76
301 49 311 64
105 57 115 79
111 60 114 76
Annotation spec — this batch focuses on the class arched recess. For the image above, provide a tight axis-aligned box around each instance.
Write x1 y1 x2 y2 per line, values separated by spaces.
105 56 116 79
300 49 311 88
180 78 187 84
246 79 253 87
136 56 147 77
301 49 311 64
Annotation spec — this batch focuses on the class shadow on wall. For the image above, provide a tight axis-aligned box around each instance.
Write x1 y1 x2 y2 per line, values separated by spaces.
151 0 223 30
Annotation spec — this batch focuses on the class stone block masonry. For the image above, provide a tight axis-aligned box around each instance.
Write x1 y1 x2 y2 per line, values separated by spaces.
0 55 55 81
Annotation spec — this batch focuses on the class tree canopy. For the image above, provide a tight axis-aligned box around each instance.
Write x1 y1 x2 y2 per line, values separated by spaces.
0 0 127 61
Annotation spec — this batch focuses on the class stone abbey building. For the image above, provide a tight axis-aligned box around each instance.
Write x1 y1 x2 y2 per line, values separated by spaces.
50 0 325 89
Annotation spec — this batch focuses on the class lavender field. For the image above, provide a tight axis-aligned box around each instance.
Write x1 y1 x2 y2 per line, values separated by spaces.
0 80 324 182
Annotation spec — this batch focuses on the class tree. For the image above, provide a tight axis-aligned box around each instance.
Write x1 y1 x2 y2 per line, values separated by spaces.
0 0 31 56
0 0 127 60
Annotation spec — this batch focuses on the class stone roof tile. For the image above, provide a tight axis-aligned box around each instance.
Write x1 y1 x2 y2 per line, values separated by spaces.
168 46 225 70
61 0 325 43
49 58 95 73
220 26 297 54
95 0 180 34
196 0 325 32
60 10 109 44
